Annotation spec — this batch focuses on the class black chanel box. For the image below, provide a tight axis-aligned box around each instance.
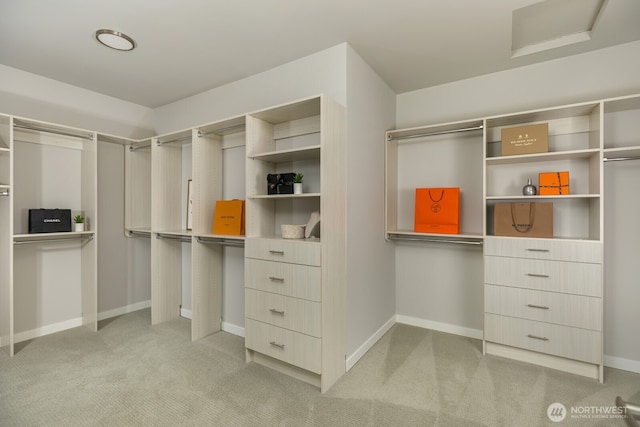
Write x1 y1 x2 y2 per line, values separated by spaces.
28 209 72 233
267 173 295 195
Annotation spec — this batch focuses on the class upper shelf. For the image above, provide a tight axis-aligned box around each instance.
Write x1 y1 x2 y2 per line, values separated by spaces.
248 145 320 162
486 148 600 165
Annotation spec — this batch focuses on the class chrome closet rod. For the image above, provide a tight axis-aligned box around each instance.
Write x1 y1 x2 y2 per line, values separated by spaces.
13 123 94 141
129 144 151 152
14 235 94 245
197 124 245 137
0 190 9 197
155 233 191 242
603 156 640 162
156 135 192 146
387 125 484 142
196 237 244 247
388 235 483 246
128 230 151 238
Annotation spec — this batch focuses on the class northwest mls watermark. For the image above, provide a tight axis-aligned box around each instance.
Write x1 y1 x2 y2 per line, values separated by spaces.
547 402 628 423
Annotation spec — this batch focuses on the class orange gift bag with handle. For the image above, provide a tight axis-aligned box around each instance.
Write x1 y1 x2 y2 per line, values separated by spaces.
414 188 460 234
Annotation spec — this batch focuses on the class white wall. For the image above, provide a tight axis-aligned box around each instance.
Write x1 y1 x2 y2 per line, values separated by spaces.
153 45 348 134
0 64 154 139
345 46 397 363
395 40 640 370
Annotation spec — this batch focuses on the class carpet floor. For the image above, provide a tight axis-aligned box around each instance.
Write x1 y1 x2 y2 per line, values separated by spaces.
1 309 638 426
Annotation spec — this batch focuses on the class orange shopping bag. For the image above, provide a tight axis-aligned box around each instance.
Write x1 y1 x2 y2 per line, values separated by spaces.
212 200 245 235
414 188 460 234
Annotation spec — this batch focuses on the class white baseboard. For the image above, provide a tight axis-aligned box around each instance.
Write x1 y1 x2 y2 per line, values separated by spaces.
395 314 484 340
13 317 84 344
605 354 640 375
346 314 396 372
98 300 151 321
180 308 245 337
222 322 245 337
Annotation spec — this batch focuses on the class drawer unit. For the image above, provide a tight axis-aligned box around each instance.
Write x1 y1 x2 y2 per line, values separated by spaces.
245 258 321 301
245 288 321 337
484 314 601 364
484 285 601 331
484 237 602 263
484 256 602 297
245 237 321 266
245 319 321 374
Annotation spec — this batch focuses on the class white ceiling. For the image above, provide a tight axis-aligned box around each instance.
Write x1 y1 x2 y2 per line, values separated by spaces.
1 0 639 108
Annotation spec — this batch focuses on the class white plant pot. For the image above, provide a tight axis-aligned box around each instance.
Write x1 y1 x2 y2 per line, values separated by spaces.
293 183 303 194
74 223 85 232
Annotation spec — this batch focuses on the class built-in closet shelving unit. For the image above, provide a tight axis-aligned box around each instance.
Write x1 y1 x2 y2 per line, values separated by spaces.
0 114 12 355
385 119 485 244
0 117 98 356
140 116 247 340
385 94 640 383
244 95 346 393
483 101 604 382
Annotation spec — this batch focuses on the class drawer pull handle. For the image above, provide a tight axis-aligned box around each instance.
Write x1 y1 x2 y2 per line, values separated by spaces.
527 273 549 278
269 250 285 255
526 304 550 310
270 341 285 349
527 334 549 341
526 249 550 253
269 276 285 282
269 308 285 315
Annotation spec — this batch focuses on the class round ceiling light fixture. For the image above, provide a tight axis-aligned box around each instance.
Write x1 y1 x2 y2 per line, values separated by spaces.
95 29 136 51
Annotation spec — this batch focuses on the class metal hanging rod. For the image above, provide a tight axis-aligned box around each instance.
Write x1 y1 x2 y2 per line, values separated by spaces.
197 237 245 247
156 135 192 146
14 235 94 245
197 124 245 138
127 230 151 238
14 123 94 141
0 190 9 197
129 144 151 152
387 125 484 142
603 156 640 163
156 233 191 242
388 234 483 246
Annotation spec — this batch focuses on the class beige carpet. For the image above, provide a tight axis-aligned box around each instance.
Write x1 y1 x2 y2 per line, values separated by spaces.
1 309 638 426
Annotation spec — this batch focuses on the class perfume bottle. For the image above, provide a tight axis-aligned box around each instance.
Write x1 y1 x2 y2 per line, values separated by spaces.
522 178 537 196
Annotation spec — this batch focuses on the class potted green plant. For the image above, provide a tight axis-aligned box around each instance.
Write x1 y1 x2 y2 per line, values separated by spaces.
73 215 85 232
293 173 304 194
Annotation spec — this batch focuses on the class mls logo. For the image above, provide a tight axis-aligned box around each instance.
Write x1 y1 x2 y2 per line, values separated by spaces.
547 402 567 422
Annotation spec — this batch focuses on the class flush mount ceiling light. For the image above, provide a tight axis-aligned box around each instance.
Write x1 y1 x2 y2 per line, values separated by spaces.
95 29 136 51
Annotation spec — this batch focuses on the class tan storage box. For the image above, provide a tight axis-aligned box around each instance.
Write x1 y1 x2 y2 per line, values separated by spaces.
501 123 548 156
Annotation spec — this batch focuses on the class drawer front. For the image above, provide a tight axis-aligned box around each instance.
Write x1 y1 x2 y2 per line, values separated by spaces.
245 258 321 302
485 256 602 297
246 238 321 266
484 237 602 263
245 289 321 337
245 319 321 374
484 285 601 331
484 314 601 364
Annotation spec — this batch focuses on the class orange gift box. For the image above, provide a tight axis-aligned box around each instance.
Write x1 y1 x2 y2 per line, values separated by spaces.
212 200 245 235
414 188 460 234
539 172 570 195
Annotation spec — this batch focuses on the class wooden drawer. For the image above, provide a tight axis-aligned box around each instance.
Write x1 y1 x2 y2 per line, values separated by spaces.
484 285 601 331
484 237 602 263
245 319 321 374
245 258 321 302
246 237 321 266
485 256 602 297
484 314 601 364
245 289 321 337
